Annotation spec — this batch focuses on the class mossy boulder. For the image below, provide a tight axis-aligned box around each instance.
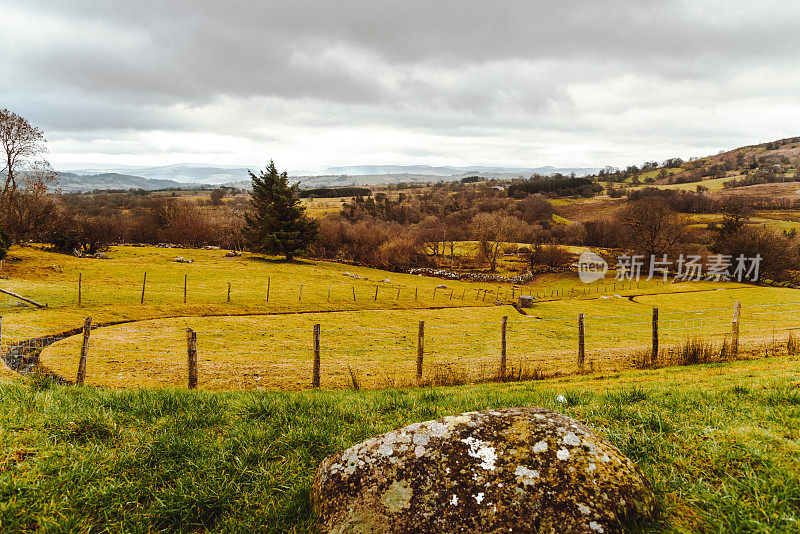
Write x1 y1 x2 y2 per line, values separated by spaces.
312 407 654 533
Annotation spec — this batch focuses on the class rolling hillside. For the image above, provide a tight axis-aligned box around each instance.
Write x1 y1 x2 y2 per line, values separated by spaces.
654 136 800 186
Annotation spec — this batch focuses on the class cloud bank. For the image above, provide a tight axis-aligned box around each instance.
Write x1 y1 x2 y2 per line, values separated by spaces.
2 0 800 169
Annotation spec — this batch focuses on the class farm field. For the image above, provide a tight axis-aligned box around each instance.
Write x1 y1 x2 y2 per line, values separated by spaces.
300 197 349 218
686 213 800 233
3 245 800 391
0 244 512 335
629 176 732 192
0 354 798 532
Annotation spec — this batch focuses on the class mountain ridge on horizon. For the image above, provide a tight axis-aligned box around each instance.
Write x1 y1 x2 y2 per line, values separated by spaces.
56 163 601 182
47 135 800 193
52 163 602 192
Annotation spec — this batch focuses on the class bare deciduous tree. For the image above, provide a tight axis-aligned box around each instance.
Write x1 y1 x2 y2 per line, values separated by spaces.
1 159 57 243
0 109 48 205
471 212 529 272
618 198 686 259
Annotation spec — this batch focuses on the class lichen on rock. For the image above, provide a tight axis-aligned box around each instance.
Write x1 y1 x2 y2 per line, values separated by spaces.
312 407 655 533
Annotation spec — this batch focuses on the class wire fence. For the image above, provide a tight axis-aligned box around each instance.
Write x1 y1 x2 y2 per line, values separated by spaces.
2 300 799 391
0 270 672 312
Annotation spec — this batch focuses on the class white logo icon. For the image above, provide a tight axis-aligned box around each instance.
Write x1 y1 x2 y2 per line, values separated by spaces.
577 252 608 283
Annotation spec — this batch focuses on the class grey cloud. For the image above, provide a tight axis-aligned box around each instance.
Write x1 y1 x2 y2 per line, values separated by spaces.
9 0 800 104
1 0 799 167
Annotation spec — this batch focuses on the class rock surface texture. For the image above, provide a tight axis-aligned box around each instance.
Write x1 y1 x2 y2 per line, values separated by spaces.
312 407 654 534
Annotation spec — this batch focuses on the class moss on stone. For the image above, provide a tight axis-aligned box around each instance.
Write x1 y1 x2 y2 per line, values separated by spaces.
313 408 655 533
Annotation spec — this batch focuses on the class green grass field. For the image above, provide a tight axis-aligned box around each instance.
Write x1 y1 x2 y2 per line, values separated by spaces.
0 245 508 336
4 245 800 391
628 176 731 192
1 354 798 532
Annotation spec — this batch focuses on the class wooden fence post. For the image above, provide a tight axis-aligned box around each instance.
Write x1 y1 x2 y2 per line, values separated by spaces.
183 274 187 304
415 287 418 300
651 307 659 365
76 317 92 385
186 328 197 389
731 301 741 358
78 273 82 306
227 282 231 303
417 320 424 383
313 324 321 388
578 313 585 367
266 277 271 302
449 289 454 300
374 285 378 301
141 272 146 304
328 284 331 302
397 286 401 300
299 283 304 302
500 316 508 380
433 287 437 301
352 286 356 301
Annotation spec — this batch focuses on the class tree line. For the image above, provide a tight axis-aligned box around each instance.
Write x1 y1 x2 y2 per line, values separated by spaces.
2 108 799 281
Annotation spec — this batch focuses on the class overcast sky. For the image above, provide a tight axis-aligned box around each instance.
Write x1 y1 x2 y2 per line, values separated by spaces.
3 0 800 171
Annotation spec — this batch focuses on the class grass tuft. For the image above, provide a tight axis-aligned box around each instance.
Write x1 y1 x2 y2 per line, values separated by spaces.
729 384 750 396
607 385 649 405
346 365 362 390
26 372 56 391
677 336 716 366
788 330 800 355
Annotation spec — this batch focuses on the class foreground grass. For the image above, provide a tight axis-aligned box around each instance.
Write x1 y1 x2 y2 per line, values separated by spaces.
1 356 799 533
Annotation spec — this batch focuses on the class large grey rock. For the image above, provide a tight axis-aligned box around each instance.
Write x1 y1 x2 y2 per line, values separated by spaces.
312 408 654 534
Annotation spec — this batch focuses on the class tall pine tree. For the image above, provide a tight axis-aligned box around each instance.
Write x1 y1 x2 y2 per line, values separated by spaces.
243 161 317 260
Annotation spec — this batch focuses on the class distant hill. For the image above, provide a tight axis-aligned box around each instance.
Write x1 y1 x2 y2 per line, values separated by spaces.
654 136 800 186
57 163 601 188
54 172 205 193
299 164 600 177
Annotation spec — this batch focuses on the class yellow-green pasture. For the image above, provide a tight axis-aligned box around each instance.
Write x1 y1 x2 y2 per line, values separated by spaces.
628 176 731 192
0 245 513 336
3 245 798 391
686 212 800 233
300 196 349 218
35 283 800 391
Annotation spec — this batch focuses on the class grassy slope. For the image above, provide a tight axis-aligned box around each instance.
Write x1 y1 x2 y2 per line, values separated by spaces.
39 283 800 390
1 355 798 532
643 176 731 192
0 245 509 336
7 246 800 391
687 213 800 233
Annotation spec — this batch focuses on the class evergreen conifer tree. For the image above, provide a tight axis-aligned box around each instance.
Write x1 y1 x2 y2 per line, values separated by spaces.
243 161 317 260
